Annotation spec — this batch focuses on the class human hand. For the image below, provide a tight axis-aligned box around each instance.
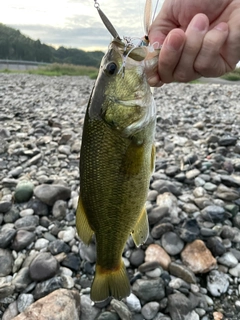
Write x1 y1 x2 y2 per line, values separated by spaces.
148 0 240 86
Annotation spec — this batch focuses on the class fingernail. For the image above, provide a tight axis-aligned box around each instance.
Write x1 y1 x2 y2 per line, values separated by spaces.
192 17 208 32
214 22 228 32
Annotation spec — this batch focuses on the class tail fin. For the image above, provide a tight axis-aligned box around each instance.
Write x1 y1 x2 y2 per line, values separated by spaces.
90 260 130 302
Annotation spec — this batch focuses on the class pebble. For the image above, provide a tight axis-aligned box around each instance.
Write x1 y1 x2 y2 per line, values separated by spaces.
58 227 75 242
145 244 171 270
34 184 71 206
14 180 34 203
181 240 217 273
161 231 184 255
217 251 238 268
29 252 59 281
80 295 101 320
169 262 197 283
0 249 14 276
141 301 160 320
125 293 141 313
132 278 165 302
110 299 132 320
11 230 35 251
207 270 229 296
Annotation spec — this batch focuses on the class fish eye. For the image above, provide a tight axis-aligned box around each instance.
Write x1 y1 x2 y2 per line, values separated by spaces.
106 62 117 75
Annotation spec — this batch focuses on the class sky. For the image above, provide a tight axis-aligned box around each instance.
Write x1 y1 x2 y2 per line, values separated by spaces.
0 0 163 52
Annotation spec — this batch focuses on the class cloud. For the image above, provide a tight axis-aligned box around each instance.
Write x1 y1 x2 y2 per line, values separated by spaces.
6 0 163 50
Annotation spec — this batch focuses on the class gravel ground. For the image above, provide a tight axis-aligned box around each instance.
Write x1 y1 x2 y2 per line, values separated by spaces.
0 73 240 320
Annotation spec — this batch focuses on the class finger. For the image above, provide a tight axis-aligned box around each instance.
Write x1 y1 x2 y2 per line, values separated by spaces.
173 14 209 82
157 29 186 83
194 22 229 77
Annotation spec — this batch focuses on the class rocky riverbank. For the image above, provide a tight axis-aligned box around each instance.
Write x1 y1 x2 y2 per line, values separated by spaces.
0 73 240 320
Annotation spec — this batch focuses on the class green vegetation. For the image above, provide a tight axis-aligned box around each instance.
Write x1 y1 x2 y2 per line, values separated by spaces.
28 63 99 78
221 67 240 81
0 63 99 79
0 23 104 67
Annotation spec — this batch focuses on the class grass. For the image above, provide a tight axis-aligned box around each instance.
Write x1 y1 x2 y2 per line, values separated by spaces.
1 63 240 82
221 67 240 81
0 63 99 79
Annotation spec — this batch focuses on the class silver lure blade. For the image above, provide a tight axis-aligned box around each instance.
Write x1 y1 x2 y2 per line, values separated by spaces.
97 7 121 40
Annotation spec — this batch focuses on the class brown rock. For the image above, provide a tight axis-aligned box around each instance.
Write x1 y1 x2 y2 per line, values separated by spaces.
12 289 80 320
181 240 217 273
145 244 171 270
213 311 224 320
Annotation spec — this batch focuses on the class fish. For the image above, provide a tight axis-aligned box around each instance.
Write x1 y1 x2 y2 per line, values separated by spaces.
76 1 160 302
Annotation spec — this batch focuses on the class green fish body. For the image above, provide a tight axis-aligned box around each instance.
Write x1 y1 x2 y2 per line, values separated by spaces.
76 40 158 302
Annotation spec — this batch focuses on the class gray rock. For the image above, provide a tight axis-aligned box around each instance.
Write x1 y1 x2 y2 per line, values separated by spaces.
229 263 240 277
2 301 18 320
97 312 119 320
214 184 239 201
14 215 39 231
125 293 141 313
33 276 63 300
169 262 197 283
138 261 161 273
0 228 16 248
207 270 229 296
151 180 182 196
203 182 217 192
0 249 13 276
27 198 49 216
11 230 35 251
110 299 132 320
142 302 160 320
217 252 238 268
201 205 225 223
151 223 174 239
0 283 15 299
132 278 165 302
3 207 20 223
129 249 145 267
29 252 59 281
186 169 200 180
168 293 193 320
161 232 184 255
0 201 12 213
80 295 101 320
12 267 32 292
48 239 71 255
79 242 96 263
17 293 34 313
34 184 71 206
52 200 67 220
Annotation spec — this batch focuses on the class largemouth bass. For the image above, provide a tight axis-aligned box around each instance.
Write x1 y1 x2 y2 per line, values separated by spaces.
76 36 159 301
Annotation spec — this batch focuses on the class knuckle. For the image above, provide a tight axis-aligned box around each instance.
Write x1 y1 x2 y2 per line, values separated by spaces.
174 70 191 82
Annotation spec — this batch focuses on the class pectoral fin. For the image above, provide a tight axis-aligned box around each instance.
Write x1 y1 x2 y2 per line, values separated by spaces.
151 144 155 173
76 196 94 245
131 206 149 247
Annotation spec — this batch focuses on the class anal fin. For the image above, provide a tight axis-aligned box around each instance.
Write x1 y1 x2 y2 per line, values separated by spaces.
131 206 149 247
76 196 94 245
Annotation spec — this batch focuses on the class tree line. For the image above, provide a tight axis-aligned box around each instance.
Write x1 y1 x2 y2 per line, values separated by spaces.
0 23 104 67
